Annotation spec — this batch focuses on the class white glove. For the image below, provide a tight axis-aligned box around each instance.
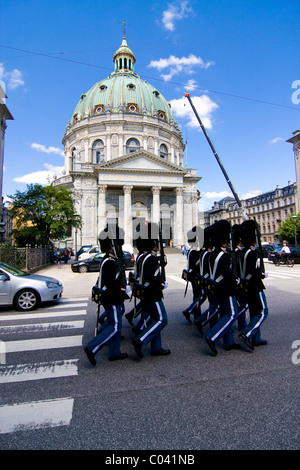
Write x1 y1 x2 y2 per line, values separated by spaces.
125 285 131 293
163 281 168 289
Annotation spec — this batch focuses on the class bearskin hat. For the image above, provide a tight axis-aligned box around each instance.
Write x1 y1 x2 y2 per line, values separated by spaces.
210 220 231 247
237 219 257 248
136 222 159 252
99 223 124 253
231 224 241 249
203 225 214 249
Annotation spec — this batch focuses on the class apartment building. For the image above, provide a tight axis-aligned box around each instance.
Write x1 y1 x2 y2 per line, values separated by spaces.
204 182 297 243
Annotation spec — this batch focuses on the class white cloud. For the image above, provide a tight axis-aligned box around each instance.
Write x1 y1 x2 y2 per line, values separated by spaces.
241 190 262 199
169 94 218 129
184 79 197 91
14 164 64 185
148 54 214 82
162 1 192 31
204 191 232 200
0 63 24 90
270 137 283 144
31 142 64 156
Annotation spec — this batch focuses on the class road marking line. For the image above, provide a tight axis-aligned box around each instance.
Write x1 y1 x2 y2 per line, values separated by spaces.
0 397 74 434
0 310 87 321
4 335 83 353
0 321 85 334
167 275 187 285
0 359 78 383
49 302 88 309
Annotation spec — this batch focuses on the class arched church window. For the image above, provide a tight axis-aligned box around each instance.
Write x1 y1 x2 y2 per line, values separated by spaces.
127 83 136 91
92 139 105 163
159 144 168 159
99 84 107 91
126 138 140 154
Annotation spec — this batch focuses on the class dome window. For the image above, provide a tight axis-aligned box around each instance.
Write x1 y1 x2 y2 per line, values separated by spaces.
126 103 139 113
126 138 140 154
94 105 105 114
158 110 166 120
159 144 168 159
153 91 160 97
80 94 86 100
73 114 79 124
99 84 107 91
127 83 136 90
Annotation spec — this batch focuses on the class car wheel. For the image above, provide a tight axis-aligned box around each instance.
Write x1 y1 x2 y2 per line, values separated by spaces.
14 289 41 311
79 265 88 273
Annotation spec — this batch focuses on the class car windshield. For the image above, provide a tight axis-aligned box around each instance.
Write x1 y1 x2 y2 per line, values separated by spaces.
0 263 28 276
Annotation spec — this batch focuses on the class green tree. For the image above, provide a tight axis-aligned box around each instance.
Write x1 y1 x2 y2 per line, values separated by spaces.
278 213 300 246
9 184 81 247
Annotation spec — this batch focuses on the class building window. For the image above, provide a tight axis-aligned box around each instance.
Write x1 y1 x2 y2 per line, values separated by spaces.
94 105 105 114
126 138 140 154
126 103 139 113
159 144 168 159
92 139 105 163
99 85 107 91
158 110 166 120
127 83 136 90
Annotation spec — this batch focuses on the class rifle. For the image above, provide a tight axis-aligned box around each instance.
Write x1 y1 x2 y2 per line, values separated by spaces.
184 93 248 222
255 222 265 275
158 221 167 283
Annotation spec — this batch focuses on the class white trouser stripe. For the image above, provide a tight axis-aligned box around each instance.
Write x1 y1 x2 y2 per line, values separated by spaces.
211 296 235 342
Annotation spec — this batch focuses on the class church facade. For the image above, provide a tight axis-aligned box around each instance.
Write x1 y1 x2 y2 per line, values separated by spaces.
53 34 201 249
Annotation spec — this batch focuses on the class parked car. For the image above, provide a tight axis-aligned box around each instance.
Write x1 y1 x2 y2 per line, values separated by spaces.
255 244 275 258
71 251 135 273
78 245 100 261
75 245 93 260
0 262 63 311
268 248 300 264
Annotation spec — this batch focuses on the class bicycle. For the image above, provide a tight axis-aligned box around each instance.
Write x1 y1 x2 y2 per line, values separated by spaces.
274 254 294 267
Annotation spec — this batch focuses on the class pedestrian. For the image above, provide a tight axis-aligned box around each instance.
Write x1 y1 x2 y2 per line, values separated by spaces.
63 247 70 264
56 249 61 268
204 220 240 355
83 224 129 365
237 220 268 350
131 222 170 359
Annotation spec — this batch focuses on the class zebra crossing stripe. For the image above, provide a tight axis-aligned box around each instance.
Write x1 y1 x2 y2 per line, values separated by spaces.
4 335 83 353
167 275 187 285
0 321 85 334
0 310 87 321
0 359 79 383
0 397 74 434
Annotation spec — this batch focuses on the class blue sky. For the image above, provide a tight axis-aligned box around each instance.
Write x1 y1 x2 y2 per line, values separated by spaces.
1 0 300 211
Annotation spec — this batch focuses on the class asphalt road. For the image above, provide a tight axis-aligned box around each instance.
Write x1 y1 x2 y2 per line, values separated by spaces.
0 254 299 451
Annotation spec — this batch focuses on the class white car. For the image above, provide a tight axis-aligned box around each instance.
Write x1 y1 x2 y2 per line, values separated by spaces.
0 262 63 311
78 245 100 260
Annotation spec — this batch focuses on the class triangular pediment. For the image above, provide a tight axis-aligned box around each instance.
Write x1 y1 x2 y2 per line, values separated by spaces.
96 150 186 173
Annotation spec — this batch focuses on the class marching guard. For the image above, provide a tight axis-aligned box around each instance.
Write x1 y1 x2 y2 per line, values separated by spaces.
131 222 170 359
236 220 268 350
204 220 240 355
83 225 129 365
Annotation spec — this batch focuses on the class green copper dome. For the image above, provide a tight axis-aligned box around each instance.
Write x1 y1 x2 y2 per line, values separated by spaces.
71 36 176 125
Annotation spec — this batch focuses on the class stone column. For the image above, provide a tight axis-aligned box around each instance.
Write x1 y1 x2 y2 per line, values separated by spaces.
175 187 184 247
151 186 161 224
98 184 107 238
191 195 199 227
123 185 133 246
